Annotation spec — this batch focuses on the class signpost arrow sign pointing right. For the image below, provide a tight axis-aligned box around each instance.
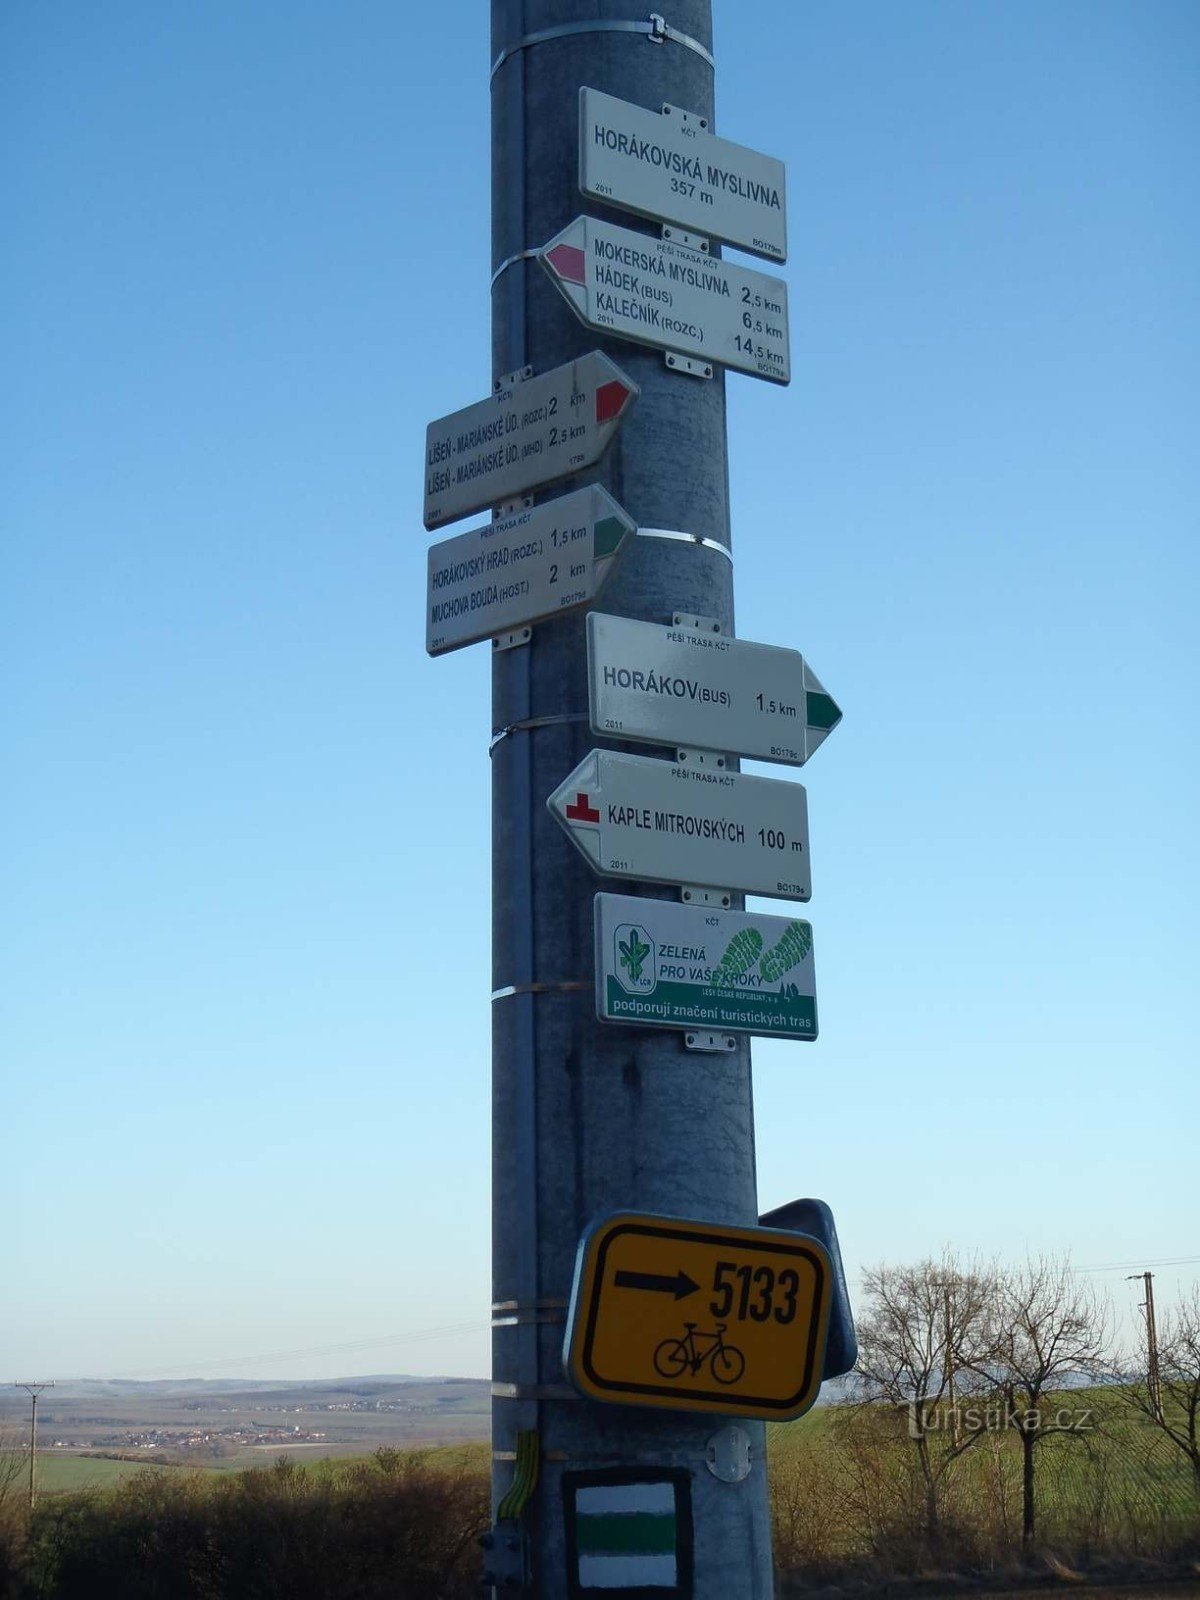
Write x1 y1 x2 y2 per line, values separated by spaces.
423 350 639 530
613 1269 700 1301
586 613 842 767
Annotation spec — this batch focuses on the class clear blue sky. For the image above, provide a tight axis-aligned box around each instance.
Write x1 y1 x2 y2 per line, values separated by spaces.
3 1 1196 1383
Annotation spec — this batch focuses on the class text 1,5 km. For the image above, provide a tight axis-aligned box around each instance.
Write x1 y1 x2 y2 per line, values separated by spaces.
755 692 798 718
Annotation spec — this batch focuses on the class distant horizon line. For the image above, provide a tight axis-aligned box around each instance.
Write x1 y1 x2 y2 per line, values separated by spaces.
5 1372 491 1389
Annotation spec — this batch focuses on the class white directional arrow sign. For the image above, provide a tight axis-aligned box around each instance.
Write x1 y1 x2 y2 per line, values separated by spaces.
587 614 841 766
579 87 788 262
547 750 811 901
427 487 636 656
423 351 639 530
539 216 789 384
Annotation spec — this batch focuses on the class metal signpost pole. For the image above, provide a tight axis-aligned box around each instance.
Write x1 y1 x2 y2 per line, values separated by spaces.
489 1 773 1592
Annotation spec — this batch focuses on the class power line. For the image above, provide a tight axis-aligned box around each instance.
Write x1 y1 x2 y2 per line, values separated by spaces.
1073 1255 1200 1274
48 1257 1200 1385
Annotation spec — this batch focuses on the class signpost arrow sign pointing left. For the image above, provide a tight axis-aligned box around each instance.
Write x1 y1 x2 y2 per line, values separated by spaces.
613 1268 700 1301
547 749 812 901
539 215 791 385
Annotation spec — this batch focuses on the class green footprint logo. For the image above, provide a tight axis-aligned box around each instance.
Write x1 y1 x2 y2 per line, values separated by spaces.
759 922 812 984
713 929 763 984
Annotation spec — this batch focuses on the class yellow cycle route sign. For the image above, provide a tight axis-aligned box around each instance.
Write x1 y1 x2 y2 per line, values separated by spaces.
564 1212 832 1420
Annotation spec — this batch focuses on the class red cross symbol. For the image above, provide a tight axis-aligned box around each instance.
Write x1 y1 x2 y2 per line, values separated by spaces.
565 791 601 824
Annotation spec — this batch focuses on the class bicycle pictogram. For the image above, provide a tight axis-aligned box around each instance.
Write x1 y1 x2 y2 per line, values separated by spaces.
652 1322 746 1385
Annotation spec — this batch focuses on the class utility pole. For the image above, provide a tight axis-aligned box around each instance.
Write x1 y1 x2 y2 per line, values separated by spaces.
14 1382 53 1512
933 1281 960 1446
1127 1272 1162 1421
487 2 772 1593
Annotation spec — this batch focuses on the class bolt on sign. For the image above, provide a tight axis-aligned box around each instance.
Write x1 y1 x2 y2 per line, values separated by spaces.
579 86 788 263
539 216 790 384
423 351 638 530
595 894 817 1041
564 1213 833 1420
426 486 636 655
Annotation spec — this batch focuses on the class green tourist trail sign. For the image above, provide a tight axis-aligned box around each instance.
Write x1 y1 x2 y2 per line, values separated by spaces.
595 894 817 1041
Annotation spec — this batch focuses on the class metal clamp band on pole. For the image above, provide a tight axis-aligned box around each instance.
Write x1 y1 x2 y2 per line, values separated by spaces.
490 711 588 753
492 1381 582 1401
492 1308 568 1327
492 980 592 1001
491 15 715 80
490 248 540 289
638 527 733 561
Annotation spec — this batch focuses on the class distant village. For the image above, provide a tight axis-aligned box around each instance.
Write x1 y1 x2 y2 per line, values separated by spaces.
46 1393 457 1458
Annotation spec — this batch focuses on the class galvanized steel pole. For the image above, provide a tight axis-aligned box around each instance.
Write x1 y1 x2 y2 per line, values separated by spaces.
489 2 773 1593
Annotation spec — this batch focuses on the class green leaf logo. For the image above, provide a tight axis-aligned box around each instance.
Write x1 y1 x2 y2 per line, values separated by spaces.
618 929 652 984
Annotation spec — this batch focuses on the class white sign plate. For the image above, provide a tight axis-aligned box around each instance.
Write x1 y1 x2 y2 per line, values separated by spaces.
587 614 842 766
540 217 789 385
423 351 639 530
427 487 636 656
595 894 817 1041
580 88 787 263
547 750 811 900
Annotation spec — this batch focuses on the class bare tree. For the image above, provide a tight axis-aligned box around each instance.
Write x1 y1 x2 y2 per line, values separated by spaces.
977 1257 1108 1549
1119 1286 1200 1496
0 1426 25 1516
855 1255 995 1548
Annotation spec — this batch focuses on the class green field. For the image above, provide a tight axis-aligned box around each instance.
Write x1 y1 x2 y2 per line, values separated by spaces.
32 1454 177 1493
29 1440 492 1494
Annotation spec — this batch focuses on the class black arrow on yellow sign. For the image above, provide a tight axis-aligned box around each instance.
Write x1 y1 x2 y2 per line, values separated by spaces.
613 1268 699 1300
